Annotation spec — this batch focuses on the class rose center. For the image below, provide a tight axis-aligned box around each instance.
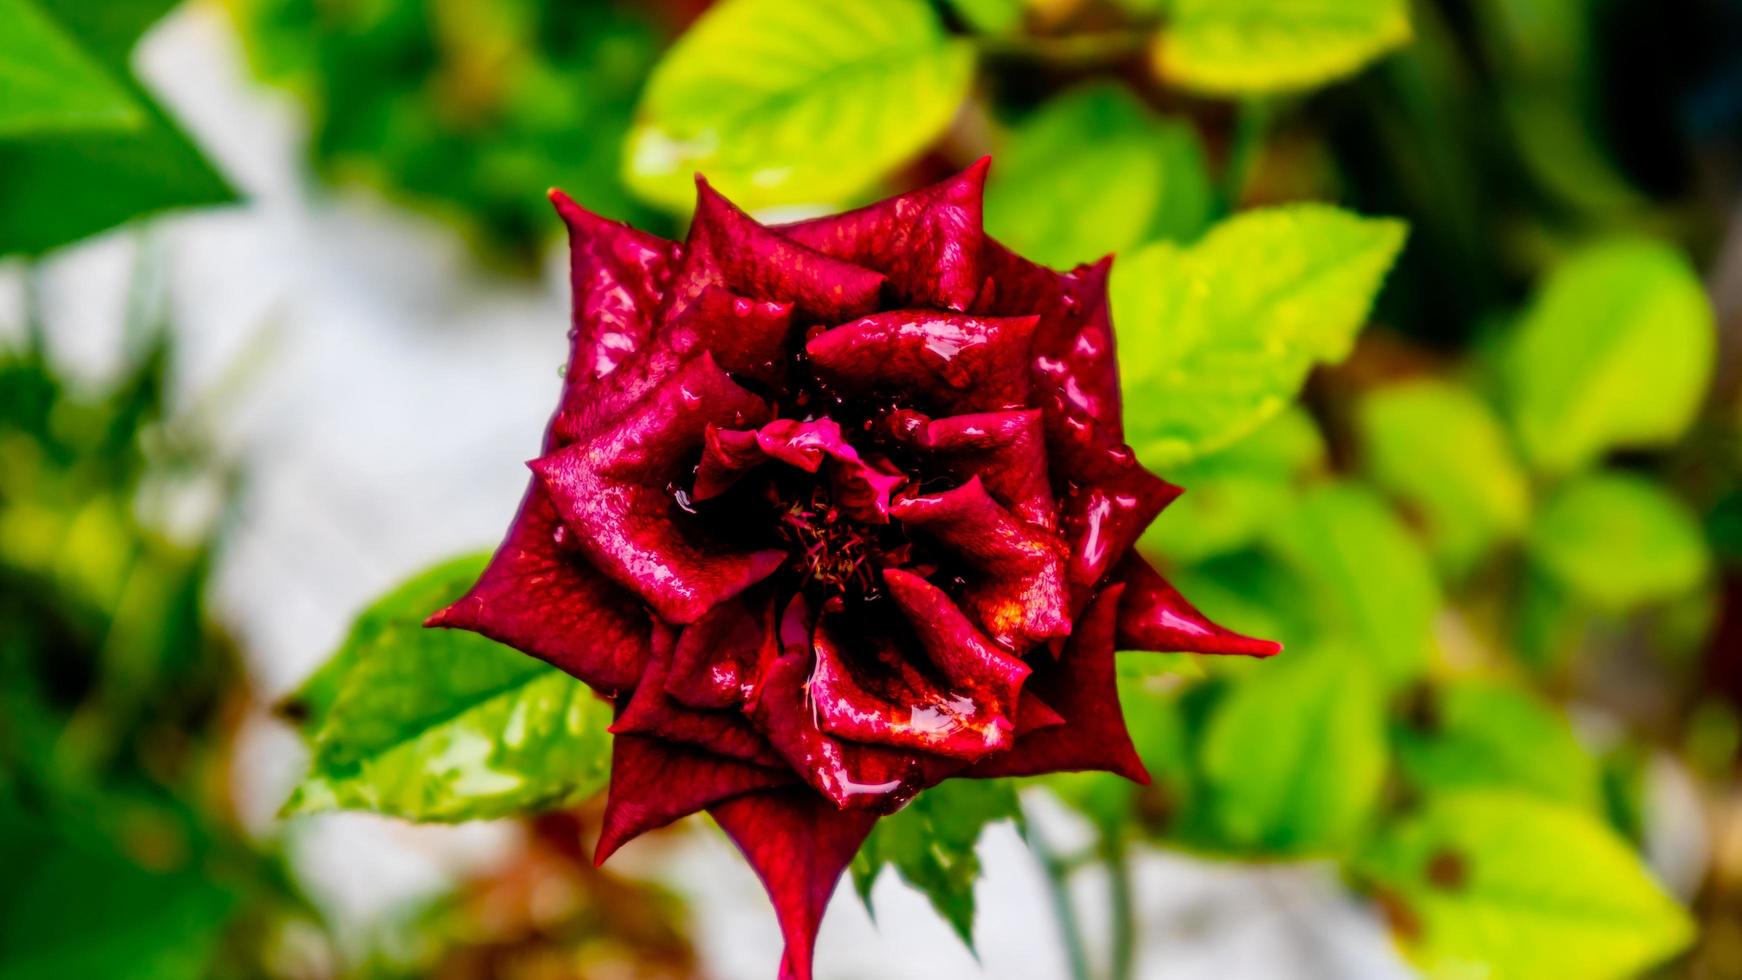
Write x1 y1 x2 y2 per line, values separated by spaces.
774 482 880 596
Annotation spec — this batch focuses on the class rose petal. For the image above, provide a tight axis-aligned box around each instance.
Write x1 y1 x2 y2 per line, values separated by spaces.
753 647 930 811
548 190 677 428
1115 554 1281 657
708 788 880 980
612 623 785 767
882 569 1031 698
428 484 649 693
974 239 1123 442
967 584 1148 784
890 477 1070 651
805 310 1040 415
780 157 989 311
595 734 792 865
669 284 795 388
666 592 779 710
885 408 1055 528
749 597 960 810
532 354 783 624
1014 688 1067 736
694 417 906 523
667 178 886 325
1059 446 1181 603
808 578 1024 763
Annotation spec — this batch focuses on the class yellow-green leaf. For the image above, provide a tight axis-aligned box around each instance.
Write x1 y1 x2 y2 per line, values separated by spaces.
1358 379 1529 576
1527 472 1710 613
1360 791 1694 980
1114 204 1405 468
1394 681 1601 812
625 0 975 213
1502 239 1715 475
1154 0 1412 96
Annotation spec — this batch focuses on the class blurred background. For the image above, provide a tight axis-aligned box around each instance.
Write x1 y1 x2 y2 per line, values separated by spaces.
2 0 1741 977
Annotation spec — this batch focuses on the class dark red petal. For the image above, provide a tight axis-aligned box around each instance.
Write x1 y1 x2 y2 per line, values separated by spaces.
694 418 906 523
750 597 960 810
611 623 786 767
885 408 1055 528
708 788 880 980
596 734 792 865
805 310 1039 416
548 189 677 441
753 646 933 810
668 178 885 325
668 283 795 388
809 584 1022 763
974 240 1123 442
532 354 783 625
427 484 649 693
1059 447 1182 602
1115 554 1281 657
779 157 989 311
890 477 1070 651
883 568 1029 714
968 585 1149 784
1014 688 1067 736
666 592 779 710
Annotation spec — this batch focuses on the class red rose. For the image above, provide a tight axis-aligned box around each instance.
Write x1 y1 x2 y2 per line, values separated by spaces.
431 159 1277 979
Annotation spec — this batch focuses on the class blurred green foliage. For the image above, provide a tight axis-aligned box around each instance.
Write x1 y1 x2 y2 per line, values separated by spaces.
0 0 235 255
227 0 671 259
0 275 318 978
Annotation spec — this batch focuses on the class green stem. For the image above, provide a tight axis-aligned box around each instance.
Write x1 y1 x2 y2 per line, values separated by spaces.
1029 814 1095 980
1104 829 1137 980
1217 98 1273 218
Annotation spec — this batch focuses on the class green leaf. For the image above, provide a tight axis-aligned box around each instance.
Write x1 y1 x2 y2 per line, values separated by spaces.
284 554 613 822
984 83 1211 269
0 806 235 980
0 0 237 255
1113 204 1406 467
1359 791 1694 980
1526 472 1710 613
1200 644 1386 855
0 0 142 137
1140 406 1323 564
1265 482 1440 688
1394 681 1601 811
1357 379 1529 575
278 553 492 737
1154 0 1412 96
624 0 975 213
850 779 1020 949
1502 239 1715 475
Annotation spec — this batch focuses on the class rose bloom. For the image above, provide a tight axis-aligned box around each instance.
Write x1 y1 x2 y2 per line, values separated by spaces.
431 159 1277 979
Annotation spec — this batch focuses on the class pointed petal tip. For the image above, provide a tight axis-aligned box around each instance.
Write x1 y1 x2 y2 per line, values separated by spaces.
957 155 991 189
592 829 626 867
